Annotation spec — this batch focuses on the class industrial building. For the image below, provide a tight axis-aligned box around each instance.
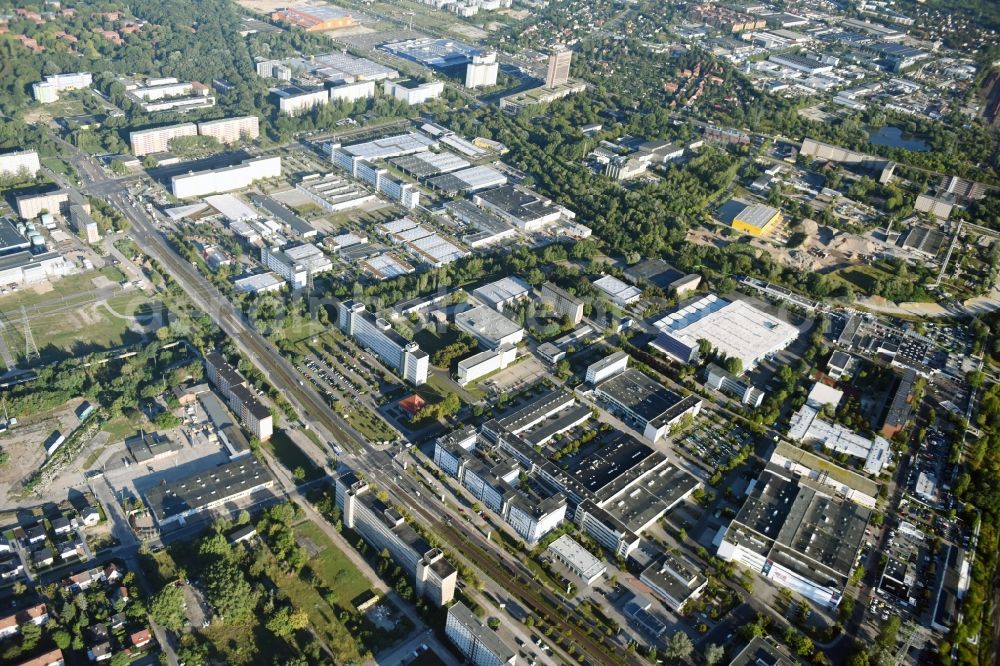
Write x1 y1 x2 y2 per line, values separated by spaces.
455 305 524 350
233 272 284 294
471 184 571 231
547 534 606 584
445 602 516 666
329 80 375 103
391 150 470 178
129 123 198 156
788 401 892 475
473 276 531 311
586 351 629 385
427 165 507 194
296 173 376 212
593 274 642 307
32 72 92 103
381 38 482 70
271 5 356 31
143 457 274 526
640 553 708 611
881 368 917 438
261 243 332 289
204 351 274 441
545 48 572 88
271 85 329 115
328 133 432 209
540 282 584 324
383 79 445 105
651 294 800 371
594 368 702 442
768 440 879 509
717 466 871 607
171 156 281 199
69 205 100 244
377 218 467 266
336 472 457 606
446 200 517 248
256 51 397 83
0 150 41 178
197 116 260 144
730 202 782 236
768 53 834 74
465 52 499 88
338 300 429 385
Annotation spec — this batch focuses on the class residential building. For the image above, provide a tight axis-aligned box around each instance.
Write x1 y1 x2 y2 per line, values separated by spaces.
203 350 274 441
594 368 702 442
0 150 41 178
336 472 457 605
196 116 259 144
540 282 584 325
586 351 629 385
143 457 274 526
171 156 281 198
12 649 64 666
546 48 572 88
465 52 499 88
338 301 429 385
32 72 92 102
130 123 198 156
455 305 524 350
69 204 100 243
445 602 516 666
383 79 445 105
261 243 333 289
0 603 48 639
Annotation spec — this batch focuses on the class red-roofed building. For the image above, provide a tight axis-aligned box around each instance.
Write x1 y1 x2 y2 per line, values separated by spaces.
399 394 426 418
15 35 45 52
60 8 76 17
91 28 123 45
0 603 48 639
90 11 121 20
54 31 77 43
130 629 152 648
12 648 64 666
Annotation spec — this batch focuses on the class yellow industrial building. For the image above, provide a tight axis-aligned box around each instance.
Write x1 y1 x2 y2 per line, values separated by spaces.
731 203 782 236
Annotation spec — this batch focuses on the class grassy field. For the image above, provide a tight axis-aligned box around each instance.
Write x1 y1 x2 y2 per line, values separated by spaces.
413 327 460 357
260 430 324 481
342 405 397 443
293 521 372 603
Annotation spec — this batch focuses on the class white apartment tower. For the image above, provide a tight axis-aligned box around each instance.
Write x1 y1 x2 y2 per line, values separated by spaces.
338 301 428 385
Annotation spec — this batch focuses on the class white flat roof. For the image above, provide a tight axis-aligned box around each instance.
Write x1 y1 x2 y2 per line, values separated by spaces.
655 295 799 370
594 275 642 303
341 132 435 160
788 404 890 474
807 383 844 409
363 254 412 279
474 276 531 307
205 194 258 222
548 534 607 582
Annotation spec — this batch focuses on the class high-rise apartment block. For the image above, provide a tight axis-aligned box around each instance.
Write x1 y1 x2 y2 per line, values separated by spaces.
338 301 429 385
545 48 572 87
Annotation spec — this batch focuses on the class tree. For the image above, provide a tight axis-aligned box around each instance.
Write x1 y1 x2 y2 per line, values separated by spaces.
705 643 725 665
149 584 186 631
267 606 310 639
110 653 131 666
205 560 259 625
52 630 72 650
20 621 41 650
664 631 693 660
724 356 743 375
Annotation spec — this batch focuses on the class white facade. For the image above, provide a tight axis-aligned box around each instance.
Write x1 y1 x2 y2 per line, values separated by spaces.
0 150 41 178
273 87 329 115
455 305 524 349
339 301 428 385
32 72 92 102
197 116 260 144
130 123 198 156
261 243 332 289
465 53 499 88
457 344 517 385
171 156 281 199
383 79 445 105
585 351 629 384
329 80 376 103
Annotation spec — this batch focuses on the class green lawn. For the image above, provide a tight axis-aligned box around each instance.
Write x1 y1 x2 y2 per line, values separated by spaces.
260 430 324 481
342 406 396 443
293 521 372 603
413 328 460 357
99 265 127 282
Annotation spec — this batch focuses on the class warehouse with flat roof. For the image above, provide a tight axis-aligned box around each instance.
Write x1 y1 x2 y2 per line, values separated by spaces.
548 534 607 584
455 305 524 349
594 368 702 442
144 458 275 526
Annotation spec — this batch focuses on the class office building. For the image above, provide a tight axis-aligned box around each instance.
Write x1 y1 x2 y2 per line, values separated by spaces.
547 534 606 584
640 553 708 612
328 133 431 209
457 344 517 385
69 204 100 244
32 72 92 103
731 202 782 236
465 52 499 88
16 189 70 219
586 351 629 385
881 368 916 438
130 123 198 156
445 602 516 666
203 351 274 441
261 243 332 289
730 638 797 666
171 156 281 199
717 466 871 607
338 301 429 385
455 305 524 350
540 282 584 325
336 472 456 605
473 276 531 311
471 184 570 231
593 275 642 307
123 77 215 113
546 48 572 88
383 79 445 105
143 458 274 526
197 116 260 144
705 363 765 407
296 173 376 212
499 79 587 113
0 150 41 178
329 80 375 103
651 294 799 371
271 5 356 31
594 368 702 442
271 85 329 115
